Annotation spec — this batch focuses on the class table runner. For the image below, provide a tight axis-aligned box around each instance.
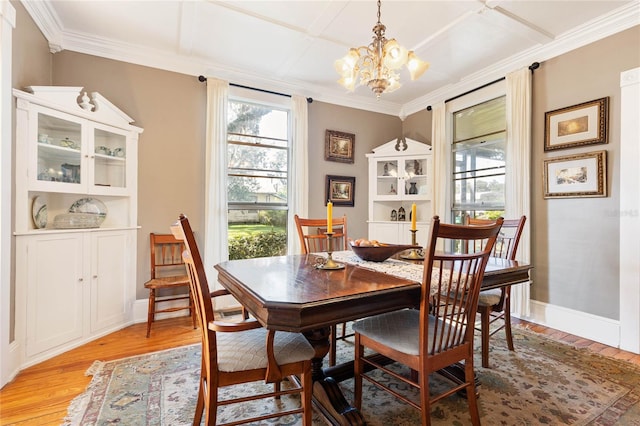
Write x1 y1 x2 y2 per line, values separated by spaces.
317 251 469 299
322 250 425 283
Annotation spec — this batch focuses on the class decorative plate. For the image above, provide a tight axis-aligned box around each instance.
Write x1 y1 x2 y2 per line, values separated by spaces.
32 196 47 229
68 197 107 225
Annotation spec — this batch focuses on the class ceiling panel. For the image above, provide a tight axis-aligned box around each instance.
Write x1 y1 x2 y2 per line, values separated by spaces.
496 1 631 35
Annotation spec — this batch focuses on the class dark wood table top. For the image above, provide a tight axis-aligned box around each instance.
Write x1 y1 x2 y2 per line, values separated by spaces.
214 253 531 333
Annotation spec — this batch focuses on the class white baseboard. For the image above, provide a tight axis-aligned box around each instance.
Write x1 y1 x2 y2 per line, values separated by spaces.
520 299 622 349
18 322 134 371
1 340 22 388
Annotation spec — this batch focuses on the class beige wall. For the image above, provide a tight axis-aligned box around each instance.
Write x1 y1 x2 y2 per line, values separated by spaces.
11 0 51 90
35 50 403 298
403 25 640 320
402 108 432 145
530 26 639 319
50 51 207 299
307 101 401 240
11 0 639 321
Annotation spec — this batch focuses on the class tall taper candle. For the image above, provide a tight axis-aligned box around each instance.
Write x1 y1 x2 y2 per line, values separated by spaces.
411 203 417 231
327 201 333 233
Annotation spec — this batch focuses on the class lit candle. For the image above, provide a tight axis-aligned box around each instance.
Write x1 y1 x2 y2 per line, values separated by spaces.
327 201 333 233
411 203 417 231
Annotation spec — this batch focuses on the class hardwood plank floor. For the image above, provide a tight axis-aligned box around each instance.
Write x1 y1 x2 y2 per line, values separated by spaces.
1 316 639 425
0 316 200 426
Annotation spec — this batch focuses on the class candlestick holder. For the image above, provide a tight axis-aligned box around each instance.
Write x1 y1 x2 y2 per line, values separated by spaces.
316 232 345 270
401 229 424 260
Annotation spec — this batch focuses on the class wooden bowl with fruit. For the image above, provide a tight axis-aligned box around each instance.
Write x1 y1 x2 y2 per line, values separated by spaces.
349 239 421 262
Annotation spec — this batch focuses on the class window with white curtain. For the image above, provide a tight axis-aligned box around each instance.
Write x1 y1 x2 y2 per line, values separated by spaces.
451 95 506 224
226 96 291 260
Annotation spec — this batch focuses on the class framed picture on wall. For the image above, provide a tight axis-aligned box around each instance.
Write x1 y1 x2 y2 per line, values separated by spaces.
325 130 355 163
325 175 355 207
544 97 609 151
543 150 607 198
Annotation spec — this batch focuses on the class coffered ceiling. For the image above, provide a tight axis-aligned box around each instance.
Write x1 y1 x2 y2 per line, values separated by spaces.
22 0 639 117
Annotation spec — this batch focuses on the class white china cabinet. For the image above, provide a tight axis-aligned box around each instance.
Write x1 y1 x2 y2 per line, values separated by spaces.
366 138 433 245
13 86 142 366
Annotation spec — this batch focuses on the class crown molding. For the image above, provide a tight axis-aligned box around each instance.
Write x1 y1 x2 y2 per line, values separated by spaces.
20 0 62 52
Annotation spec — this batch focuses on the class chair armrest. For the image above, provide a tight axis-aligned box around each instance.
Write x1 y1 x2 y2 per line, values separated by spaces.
209 318 261 332
210 289 250 319
210 289 231 298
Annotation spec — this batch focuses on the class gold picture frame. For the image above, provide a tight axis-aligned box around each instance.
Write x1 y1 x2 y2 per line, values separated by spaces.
543 150 607 198
544 97 609 151
325 175 355 207
325 130 355 163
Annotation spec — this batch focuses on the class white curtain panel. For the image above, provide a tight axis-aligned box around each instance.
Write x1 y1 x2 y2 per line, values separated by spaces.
505 67 532 317
204 78 229 294
431 102 448 222
288 95 309 254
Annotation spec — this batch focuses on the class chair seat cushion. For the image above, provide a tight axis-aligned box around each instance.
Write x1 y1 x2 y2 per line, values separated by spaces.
215 326 315 372
144 275 190 288
353 309 457 356
478 289 502 306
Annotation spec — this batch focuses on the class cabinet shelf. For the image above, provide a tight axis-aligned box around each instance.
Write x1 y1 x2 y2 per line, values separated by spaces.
94 153 125 162
38 142 81 154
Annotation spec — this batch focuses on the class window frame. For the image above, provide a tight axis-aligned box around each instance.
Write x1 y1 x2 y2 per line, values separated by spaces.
226 86 293 257
446 80 506 223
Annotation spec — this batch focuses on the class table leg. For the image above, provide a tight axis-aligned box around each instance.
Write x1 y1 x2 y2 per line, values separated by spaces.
304 327 365 426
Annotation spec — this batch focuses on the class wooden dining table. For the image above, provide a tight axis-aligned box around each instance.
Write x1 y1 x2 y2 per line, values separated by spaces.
214 251 531 426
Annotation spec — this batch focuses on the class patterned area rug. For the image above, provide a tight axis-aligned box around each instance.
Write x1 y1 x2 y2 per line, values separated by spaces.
64 327 640 425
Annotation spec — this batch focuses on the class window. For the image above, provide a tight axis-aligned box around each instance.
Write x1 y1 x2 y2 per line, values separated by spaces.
227 99 290 259
451 95 506 224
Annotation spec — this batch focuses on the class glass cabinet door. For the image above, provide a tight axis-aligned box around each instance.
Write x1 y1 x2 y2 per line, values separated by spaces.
37 112 82 185
375 159 399 197
93 127 127 190
404 157 429 196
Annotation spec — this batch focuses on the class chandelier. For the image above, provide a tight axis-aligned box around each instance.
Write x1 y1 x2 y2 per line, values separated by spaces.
334 0 429 98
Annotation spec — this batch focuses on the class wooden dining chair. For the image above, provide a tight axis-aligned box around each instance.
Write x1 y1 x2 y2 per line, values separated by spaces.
294 214 349 366
465 215 527 368
352 216 503 425
143 233 196 337
172 214 314 426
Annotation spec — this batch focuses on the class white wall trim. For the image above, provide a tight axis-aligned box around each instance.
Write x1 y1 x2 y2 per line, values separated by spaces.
0 0 16 389
619 67 640 353
522 300 621 349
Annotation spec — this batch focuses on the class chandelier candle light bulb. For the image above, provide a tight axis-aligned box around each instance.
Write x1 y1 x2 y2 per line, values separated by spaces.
327 201 333 233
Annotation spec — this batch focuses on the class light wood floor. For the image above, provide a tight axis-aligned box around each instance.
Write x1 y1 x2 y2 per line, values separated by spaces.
1 316 639 425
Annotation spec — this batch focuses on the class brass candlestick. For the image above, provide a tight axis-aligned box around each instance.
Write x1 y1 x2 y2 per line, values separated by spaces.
316 232 345 270
401 229 424 260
